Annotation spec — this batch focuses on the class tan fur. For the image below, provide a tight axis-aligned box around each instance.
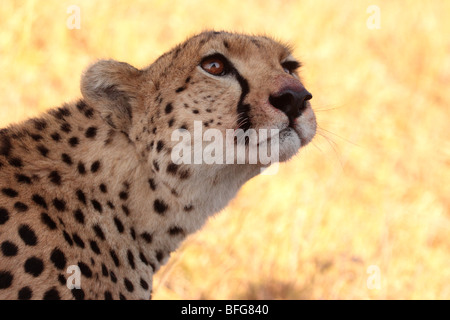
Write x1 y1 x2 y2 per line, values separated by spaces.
0 31 316 299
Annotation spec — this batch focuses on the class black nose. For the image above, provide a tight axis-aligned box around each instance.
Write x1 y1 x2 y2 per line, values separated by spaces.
269 89 312 123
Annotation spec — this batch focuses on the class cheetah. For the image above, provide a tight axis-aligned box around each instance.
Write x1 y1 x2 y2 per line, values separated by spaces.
0 31 316 300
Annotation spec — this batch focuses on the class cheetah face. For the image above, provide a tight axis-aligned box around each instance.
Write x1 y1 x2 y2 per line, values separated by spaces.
81 31 316 166
156 32 316 163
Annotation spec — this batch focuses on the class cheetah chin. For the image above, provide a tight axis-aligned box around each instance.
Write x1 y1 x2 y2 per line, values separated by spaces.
0 31 316 300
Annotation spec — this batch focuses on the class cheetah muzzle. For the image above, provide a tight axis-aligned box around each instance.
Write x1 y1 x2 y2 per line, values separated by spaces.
0 31 316 299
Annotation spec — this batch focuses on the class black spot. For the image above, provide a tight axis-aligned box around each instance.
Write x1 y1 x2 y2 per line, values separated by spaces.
119 293 127 300
130 228 136 240
51 106 71 119
8 157 23 168
62 231 73 246
18 224 37 246
72 233 85 248
184 204 193 212
18 287 32 300
156 250 164 263
168 118 175 127
0 271 13 289
110 271 117 283
57 274 66 286
0 208 9 225
51 132 61 142
113 217 124 233
85 127 97 138
30 133 43 141
166 162 179 175
119 191 128 201
99 184 107 193
24 257 44 277
90 240 101 255
50 248 66 270
124 278 134 292
176 86 185 93
140 278 149 290
139 252 149 266
32 194 48 209
14 202 29 212
61 153 73 165
15 173 32 184
37 145 49 157
91 200 102 213
107 201 115 209
68 137 79 147
1 241 18 257
110 250 120 267
153 199 168 215
32 119 47 131
77 100 86 111
179 169 191 180
60 123 72 133
168 226 185 236
91 161 101 173
104 291 113 300
78 261 92 278
93 225 106 241
127 250 135 269
40 213 57 230
73 209 85 225
72 288 85 300
52 198 66 212
101 264 108 277
156 140 164 152
153 160 160 172
43 288 60 300
0 134 12 157
77 162 86 174
2 188 18 198
223 40 230 48
76 190 86 205
185 76 191 84
122 205 130 216
49 170 62 185
165 103 173 114
148 178 156 191
192 109 199 114
141 232 152 244
82 106 94 118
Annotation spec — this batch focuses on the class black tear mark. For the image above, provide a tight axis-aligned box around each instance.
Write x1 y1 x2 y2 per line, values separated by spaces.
234 70 252 131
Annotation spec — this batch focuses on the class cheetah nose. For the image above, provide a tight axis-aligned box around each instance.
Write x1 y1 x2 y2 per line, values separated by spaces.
269 88 312 123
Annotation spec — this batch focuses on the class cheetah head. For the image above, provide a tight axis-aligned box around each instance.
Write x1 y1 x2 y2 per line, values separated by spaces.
80 31 316 168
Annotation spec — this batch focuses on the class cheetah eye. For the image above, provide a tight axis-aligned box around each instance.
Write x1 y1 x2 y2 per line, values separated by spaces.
200 54 229 76
281 60 301 75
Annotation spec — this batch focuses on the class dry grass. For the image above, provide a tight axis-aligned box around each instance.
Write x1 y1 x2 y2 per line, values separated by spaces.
1 0 448 299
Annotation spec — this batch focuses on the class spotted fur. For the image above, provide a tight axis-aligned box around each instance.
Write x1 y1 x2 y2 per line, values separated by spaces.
0 31 316 299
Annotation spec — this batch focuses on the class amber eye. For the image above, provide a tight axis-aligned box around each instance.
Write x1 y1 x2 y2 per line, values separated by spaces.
200 55 228 76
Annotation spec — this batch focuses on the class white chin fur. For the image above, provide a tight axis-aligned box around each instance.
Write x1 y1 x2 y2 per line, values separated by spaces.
278 128 301 162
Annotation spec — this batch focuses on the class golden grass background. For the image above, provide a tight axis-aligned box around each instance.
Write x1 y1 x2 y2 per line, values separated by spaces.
0 0 449 299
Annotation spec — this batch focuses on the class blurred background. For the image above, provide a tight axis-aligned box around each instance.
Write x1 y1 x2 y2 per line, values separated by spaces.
0 0 448 299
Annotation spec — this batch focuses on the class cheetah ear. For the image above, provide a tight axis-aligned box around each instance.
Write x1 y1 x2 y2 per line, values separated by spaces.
81 59 142 133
